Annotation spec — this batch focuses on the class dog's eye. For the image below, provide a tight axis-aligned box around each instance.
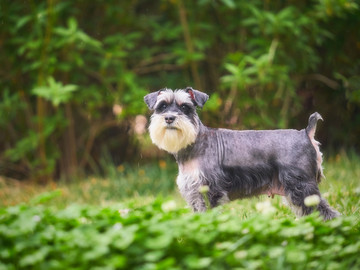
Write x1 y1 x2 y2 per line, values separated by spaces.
157 102 168 112
180 104 191 114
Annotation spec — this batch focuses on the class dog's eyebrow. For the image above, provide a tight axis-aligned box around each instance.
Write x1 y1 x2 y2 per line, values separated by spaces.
154 90 174 107
174 90 193 105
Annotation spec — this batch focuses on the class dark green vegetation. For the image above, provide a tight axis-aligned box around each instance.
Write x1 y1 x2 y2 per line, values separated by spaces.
1 155 359 269
1 197 359 270
1 1 360 183
1 3 359 268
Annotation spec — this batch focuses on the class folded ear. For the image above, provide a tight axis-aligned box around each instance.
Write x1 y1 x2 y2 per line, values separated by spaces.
144 90 161 110
185 87 209 108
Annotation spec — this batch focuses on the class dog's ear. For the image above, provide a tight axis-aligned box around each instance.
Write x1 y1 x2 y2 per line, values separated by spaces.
185 87 209 108
144 91 161 110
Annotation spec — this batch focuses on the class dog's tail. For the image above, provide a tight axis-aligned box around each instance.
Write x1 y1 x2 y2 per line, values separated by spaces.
306 112 324 182
306 112 323 138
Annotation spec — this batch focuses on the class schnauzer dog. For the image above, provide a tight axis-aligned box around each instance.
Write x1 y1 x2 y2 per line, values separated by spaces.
144 87 340 220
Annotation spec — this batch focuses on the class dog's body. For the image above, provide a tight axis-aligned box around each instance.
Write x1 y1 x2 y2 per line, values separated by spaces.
144 87 340 220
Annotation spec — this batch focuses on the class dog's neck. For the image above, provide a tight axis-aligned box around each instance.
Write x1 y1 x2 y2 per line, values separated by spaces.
174 121 208 163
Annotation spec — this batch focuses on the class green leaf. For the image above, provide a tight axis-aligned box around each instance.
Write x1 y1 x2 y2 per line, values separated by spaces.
145 233 173 250
15 15 32 31
19 247 50 267
286 248 307 264
4 131 39 162
220 0 235 9
185 256 212 269
30 190 62 205
32 77 78 106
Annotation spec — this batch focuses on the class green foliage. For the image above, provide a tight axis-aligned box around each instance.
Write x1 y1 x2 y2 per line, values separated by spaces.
0 154 359 269
0 198 359 270
32 77 78 107
1 0 360 181
217 1 358 128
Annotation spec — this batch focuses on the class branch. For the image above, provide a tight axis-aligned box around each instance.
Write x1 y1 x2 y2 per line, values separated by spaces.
133 64 181 75
305 74 340 89
133 53 175 69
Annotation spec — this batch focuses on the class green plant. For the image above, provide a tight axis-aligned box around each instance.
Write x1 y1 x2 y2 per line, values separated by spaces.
0 154 359 269
0 196 359 270
1 1 359 183
0 2 148 181
218 1 358 129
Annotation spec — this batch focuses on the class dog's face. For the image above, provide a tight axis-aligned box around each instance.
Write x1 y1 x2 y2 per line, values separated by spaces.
144 87 209 153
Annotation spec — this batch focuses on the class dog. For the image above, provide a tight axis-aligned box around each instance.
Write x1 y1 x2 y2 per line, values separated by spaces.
144 87 340 220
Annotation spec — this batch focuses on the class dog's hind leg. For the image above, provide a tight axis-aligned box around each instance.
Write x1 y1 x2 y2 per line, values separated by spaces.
316 198 340 220
284 193 340 221
279 167 339 220
283 183 319 218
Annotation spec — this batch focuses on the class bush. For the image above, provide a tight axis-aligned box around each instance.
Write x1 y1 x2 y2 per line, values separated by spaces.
1 197 359 270
1 1 360 182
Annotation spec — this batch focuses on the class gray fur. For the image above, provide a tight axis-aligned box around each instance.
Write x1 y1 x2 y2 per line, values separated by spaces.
145 88 340 220
144 89 161 110
185 86 209 108
306 112 323 135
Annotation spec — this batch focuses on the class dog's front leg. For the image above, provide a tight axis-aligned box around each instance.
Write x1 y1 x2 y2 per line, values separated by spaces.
188 190 207 212
176 173 207 212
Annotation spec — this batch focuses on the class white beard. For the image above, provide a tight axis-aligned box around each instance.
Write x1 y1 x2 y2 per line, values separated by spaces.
148 114 198 154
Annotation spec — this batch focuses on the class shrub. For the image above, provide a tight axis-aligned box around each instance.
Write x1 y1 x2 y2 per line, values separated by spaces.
1 1 360 182
0 197 359 270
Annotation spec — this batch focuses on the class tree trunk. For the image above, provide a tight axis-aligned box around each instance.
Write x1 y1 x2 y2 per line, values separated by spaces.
177 0 202 90
60 103 79 182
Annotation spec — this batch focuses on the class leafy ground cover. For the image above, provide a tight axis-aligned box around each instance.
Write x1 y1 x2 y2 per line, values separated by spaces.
0 153 359 269
0 197 359 270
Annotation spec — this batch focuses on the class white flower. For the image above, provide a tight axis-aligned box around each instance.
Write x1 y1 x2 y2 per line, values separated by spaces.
79 217 89 224
255 200 276 215
161 200 177 212
32 215 41 222
118 209 130 217
235 250 247 259
198 185 210 193
304 194 321 207
112 223 123 231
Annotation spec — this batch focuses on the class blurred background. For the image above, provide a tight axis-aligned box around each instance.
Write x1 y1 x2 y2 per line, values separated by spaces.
0 0 359 189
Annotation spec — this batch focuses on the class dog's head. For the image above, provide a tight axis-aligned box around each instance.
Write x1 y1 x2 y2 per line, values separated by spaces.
144 87 209 153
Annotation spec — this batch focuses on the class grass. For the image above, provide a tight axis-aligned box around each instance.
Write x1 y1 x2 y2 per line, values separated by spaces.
0 159 178 208
0 152 359 219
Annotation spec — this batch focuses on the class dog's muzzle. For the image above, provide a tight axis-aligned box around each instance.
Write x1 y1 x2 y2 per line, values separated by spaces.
165 115 176 124
164 115 178 130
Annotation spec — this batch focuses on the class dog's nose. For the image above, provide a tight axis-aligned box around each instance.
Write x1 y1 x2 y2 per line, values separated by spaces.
165 115 176 124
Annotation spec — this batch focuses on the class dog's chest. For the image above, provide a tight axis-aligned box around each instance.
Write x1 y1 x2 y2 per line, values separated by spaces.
176 159 204 192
